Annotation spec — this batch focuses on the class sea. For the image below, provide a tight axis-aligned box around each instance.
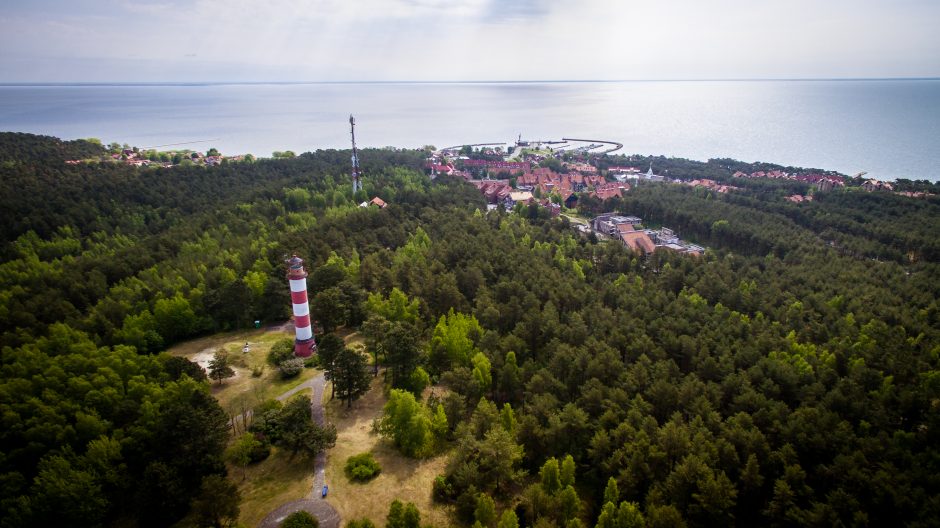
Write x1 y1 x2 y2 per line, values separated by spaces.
1 79 938 181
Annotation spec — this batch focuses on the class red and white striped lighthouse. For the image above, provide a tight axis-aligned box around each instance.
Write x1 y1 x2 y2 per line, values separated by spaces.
286 255 317 358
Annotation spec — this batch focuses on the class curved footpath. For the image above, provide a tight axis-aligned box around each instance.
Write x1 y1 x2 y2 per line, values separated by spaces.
259 372 340 528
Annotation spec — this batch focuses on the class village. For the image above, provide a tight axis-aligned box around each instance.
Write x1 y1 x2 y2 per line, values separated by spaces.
424 139 711 256
66 144 254 168
65 134 926 210
418 133 930 255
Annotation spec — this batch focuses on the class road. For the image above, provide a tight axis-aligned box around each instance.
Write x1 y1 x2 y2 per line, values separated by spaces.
561 213 588 226
258 372 340 528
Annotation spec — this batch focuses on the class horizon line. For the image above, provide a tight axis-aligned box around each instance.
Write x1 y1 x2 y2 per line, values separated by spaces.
1 76 940 87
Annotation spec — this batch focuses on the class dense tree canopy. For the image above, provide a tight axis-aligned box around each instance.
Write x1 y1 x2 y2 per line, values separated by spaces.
1 133 938 527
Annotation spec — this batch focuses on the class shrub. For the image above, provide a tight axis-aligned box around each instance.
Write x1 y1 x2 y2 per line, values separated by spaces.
226 432 271 467
346 519 376 528
251 364 265 377
279 357 305 378
281 510 319 528
344 452 382 482
432 475 454 502
249 436 271 463
268 338 295 366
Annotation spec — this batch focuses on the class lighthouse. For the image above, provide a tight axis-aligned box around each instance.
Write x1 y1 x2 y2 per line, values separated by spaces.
286 255 317 358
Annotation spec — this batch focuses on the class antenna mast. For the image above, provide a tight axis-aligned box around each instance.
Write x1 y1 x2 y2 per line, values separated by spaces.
350 115 362 194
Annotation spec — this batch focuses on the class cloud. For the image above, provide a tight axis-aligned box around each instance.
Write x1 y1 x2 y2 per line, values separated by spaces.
486 0 553 21
0 0 937 81
119 1 180 15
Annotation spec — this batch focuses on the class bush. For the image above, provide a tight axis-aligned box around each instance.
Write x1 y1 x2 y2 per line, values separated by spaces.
344 452 381 482
226 432 271 467
278 357 305 378
251 364 265 377
281 510 318 528
249 436 271 463
268 338 295 366
432 475 454 502
346 519 376 528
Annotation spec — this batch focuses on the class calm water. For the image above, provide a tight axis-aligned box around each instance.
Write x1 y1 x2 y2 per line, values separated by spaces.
1 80 938 180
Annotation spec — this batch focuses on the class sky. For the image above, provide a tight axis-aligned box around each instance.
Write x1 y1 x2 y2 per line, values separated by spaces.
0 0 938 82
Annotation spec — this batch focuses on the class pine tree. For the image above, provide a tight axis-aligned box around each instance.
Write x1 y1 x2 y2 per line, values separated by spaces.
603 477 619 507
208 349 235 385
540 458 561 495
333 348 371 408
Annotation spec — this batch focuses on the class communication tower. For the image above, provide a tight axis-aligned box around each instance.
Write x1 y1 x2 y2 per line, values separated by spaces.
350 115 362 194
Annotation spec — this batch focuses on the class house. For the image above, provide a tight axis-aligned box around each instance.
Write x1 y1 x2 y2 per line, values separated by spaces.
592 182 630 201
861 179 894 192
516 167 606 198
616 223 635 237
506 191 534 208
584 175 606 188
563 193 579 209
593 214 642 236
687 179 737 193
516 171 539 188
462 160 530 174
653 227 679 245
815 178 844 192
539 199 561 217
471 180 513 204
425 163 454 178
621 231 656 254
564 162 598 175
608 166 641 175
689 178 718 189
360 196 388 208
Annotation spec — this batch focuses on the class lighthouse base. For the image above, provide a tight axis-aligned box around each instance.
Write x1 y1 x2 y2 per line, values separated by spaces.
294 338 317 358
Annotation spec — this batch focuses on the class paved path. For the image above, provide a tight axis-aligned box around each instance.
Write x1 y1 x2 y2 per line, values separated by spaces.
258 499 340 528
228 374 319 433
275 375 320 403
259 372 339 528
306 373 328 496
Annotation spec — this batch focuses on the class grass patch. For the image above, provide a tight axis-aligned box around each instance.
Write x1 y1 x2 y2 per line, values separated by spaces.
172 326 329 526
324 378 452 526
343 330 366 350
231 446 316 527
168 325 319 411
